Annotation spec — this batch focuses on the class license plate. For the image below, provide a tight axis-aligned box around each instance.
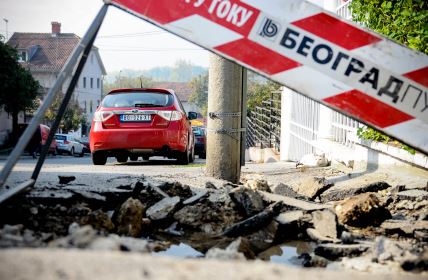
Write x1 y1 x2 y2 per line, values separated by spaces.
120 114 151 122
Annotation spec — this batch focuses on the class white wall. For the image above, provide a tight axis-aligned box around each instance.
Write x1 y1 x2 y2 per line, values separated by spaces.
307 0 340 11
32 72 57 89
28 50 104 137
74 50 104 129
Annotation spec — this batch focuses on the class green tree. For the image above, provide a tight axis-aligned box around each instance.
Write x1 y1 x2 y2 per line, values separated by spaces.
43 92 86 133
0 37 41 142
188 74 208 116
247 73 281 115
350 0 428 54
61 96 86 133
188 72 281 117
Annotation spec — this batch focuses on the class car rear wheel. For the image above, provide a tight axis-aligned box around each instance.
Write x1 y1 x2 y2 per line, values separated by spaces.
177 151 189 165
69 147 75 156
92 152 107 165
189 144 195 163
116 154 128 163
130 155 138 161
142 156 150 161
177 144 190 165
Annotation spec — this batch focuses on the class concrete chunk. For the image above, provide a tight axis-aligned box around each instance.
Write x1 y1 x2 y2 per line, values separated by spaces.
311 210 338 240
260 191 331 211
397 189 428 201
146 196 180 221
334 193 391 227
229 187 265 217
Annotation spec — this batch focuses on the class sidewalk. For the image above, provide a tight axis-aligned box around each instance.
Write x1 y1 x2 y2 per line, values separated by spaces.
1 249 425 280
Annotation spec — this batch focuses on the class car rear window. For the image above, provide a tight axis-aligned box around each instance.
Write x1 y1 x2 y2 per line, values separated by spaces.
55 135 66 141
102 92 174 108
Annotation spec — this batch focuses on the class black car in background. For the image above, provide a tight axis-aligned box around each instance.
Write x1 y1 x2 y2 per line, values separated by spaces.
79 136 90 154
192 126 206 159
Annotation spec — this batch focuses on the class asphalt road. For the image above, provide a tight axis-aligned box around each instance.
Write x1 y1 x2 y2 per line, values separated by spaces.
0 153 214 191
1 152 426 195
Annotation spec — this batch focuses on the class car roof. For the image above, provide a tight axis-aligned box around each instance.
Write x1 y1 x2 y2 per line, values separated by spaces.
107 88 175 96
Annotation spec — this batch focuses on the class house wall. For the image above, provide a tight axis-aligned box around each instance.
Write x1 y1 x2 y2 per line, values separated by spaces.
30 50 104 137
32 72 57 89
74 51 104 135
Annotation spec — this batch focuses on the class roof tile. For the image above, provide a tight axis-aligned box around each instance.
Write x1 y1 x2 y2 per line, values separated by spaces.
8 33 80 72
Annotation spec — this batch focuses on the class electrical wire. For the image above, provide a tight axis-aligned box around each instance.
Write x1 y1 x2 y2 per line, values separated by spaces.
97 31 165 38
100 47 206 52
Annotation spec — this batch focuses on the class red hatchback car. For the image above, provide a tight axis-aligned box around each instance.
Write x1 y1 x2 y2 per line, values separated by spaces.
90 88 197 165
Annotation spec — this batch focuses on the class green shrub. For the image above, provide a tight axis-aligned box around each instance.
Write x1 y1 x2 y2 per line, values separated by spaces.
357 127 416 154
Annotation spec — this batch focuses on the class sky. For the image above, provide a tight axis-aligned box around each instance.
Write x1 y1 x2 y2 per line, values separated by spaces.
0 0 210 73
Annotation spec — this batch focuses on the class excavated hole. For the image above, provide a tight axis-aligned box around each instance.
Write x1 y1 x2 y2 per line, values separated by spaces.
0 181 312 266
1 177 427 273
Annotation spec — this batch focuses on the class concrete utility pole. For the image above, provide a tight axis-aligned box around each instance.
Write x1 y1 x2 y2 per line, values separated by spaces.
206 54 243 183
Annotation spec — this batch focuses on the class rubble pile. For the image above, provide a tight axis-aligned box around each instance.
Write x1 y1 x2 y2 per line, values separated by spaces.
0 173 427 274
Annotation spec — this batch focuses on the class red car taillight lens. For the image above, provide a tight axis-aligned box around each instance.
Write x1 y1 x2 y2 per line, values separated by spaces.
93 111 114 122
64 140 69 144
157 111 182 121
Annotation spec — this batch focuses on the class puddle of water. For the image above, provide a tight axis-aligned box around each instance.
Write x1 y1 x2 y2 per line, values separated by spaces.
152 243 204 258
258 241 314 266
266 246 301 265
152 239 314 267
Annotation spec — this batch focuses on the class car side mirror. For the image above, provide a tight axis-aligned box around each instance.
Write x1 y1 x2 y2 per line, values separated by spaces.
188 112 198 120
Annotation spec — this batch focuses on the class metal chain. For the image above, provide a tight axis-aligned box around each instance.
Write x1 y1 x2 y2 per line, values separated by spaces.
208 111 244 140
206 128 246 141
209 112 241 118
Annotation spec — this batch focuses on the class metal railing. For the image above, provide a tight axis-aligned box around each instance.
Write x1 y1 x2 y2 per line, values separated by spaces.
336 1 352 20
331 111 360 147
288 91 320 161
246 91 281 153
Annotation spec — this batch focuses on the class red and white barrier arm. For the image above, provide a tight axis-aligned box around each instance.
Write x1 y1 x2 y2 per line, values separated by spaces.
110 0 428 153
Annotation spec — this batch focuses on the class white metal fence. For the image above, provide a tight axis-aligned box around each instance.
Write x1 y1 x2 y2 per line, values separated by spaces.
331 111 360 147
287 91 320 161
336 0 352 19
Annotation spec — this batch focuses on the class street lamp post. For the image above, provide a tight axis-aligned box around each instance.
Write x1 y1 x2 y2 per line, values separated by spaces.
3 18 8 41
118 70 122 88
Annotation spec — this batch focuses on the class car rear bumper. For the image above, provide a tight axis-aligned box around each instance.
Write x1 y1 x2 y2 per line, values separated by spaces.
57 144 70 152
90 123 187 154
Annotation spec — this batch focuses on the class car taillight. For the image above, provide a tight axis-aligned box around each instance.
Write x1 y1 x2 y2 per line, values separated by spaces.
93 111 114 122
64 140 69 144
157 111 182 121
